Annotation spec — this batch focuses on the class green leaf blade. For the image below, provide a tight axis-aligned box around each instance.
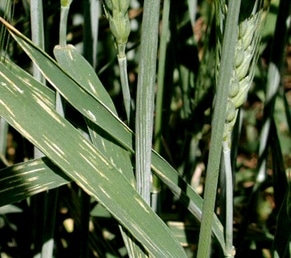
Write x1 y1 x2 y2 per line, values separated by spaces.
0 17 225 253
0 61 186 258
53 44 117 114
0 157 70 206
1 18 133 152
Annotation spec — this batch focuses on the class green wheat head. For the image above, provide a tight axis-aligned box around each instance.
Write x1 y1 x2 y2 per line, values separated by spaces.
216 0 267 148
103 0 130 58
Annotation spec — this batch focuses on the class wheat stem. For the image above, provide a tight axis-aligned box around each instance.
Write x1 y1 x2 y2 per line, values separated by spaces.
219 1 266 256
103 0 132 124
135 0 161 205
197 1 241 257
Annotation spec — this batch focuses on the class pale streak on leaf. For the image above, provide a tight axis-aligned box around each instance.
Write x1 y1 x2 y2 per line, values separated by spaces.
29 159 42 167
79 139 112 168
23 168 45 174
74 171 89 185
17 168 44 176
9 163 26 171
32 94 66 127
99 185 112 199
1 84 16 96
0 168 44 184
85 109 96 122
109 156 116 167
101 138 107 151
23 78 33 87
0 99 15 118
81 138 99 153
12 120 36 144
72 172 97 196
31 90 53 109
68 49 73 60
0 82 7 87
43 136 69 164
79 153 110 181
0 72 24 94
134 196 150 214
16 184 51 196
130 223 152 248
88 80 97 95
27 176 39 182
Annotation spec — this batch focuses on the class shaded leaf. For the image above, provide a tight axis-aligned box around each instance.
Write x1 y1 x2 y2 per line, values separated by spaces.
274 195 291 258
0 157 70 206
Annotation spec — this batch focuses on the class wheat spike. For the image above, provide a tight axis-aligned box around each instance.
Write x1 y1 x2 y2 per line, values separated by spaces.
217 0 268 148
103 0 130 58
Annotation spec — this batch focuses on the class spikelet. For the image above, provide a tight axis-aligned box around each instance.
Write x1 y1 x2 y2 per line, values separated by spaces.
103 0 130 58
216 0 267 148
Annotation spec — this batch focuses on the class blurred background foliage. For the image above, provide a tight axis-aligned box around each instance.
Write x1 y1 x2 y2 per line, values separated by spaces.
0 0 291 257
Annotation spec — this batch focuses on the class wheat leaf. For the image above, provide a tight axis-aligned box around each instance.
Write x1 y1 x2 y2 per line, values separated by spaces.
0 62 186 258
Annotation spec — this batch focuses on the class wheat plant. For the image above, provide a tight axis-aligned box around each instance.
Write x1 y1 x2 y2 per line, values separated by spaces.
0 0 291 258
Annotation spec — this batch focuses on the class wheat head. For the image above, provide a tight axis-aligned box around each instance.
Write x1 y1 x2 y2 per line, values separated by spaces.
216 0 268 148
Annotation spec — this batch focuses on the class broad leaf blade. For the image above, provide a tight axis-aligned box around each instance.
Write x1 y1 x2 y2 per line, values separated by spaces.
2 58 56 109
53 44 135 186
0 157 70 206
53 45 144 257
53 44 117 114
0 18 225 251
1 18 133 152
0 62 186 258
